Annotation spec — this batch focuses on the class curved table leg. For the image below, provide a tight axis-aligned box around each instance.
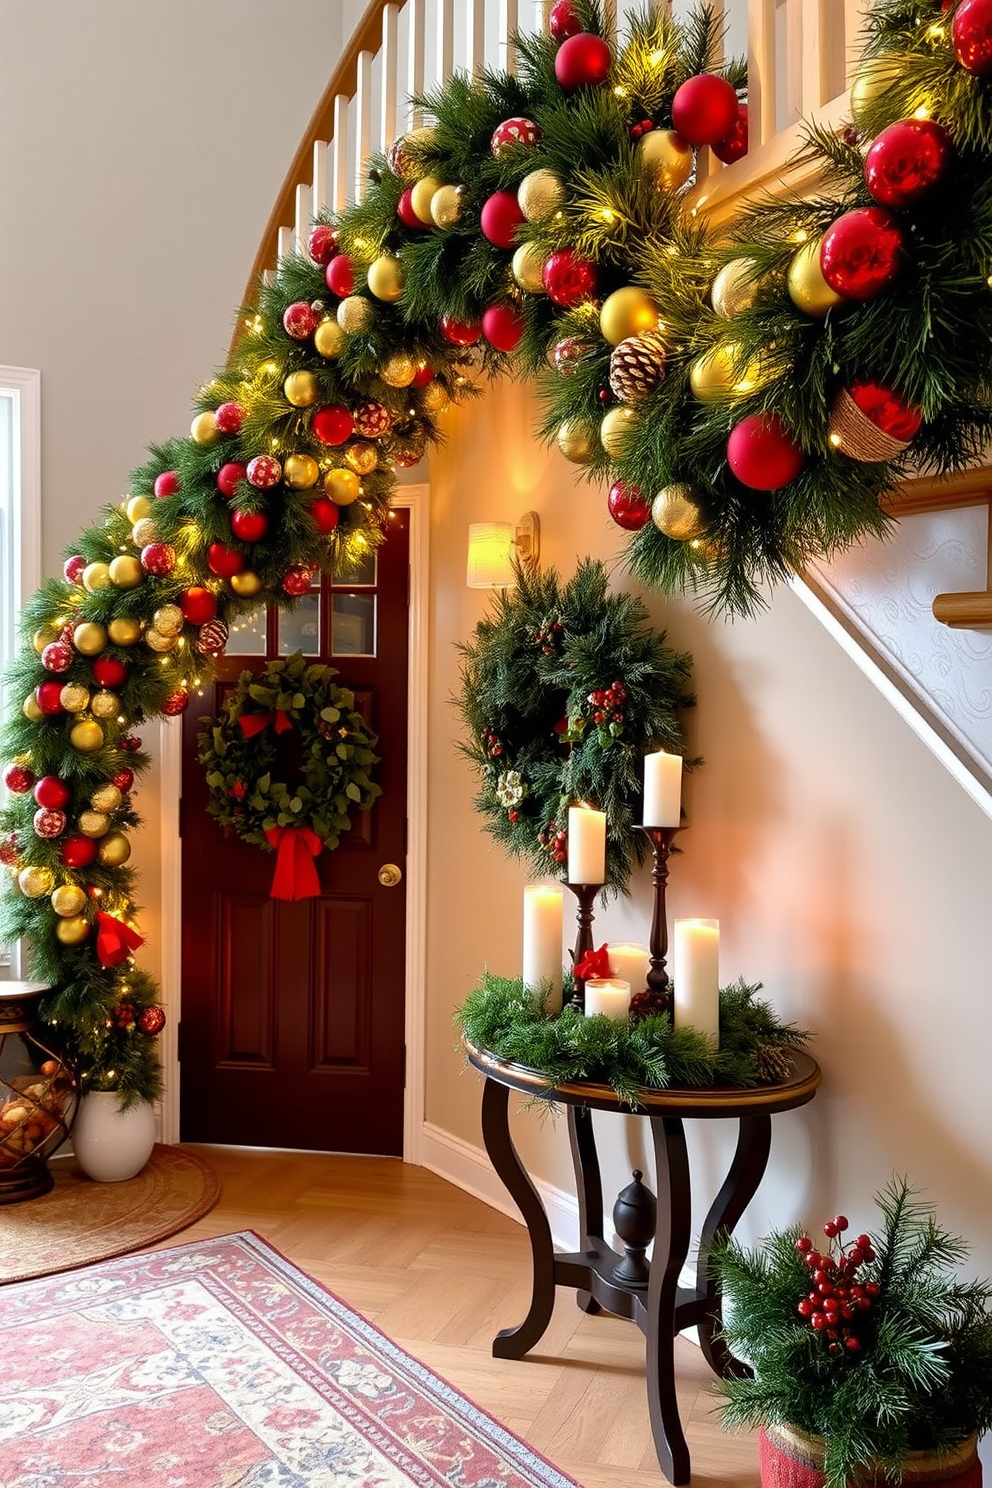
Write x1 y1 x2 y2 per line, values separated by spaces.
480 1077 557 1359
645 1114 693 1486
568 1105 604 1314
694 1112 772 1378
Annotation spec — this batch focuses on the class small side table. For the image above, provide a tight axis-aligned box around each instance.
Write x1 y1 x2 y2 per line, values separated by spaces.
465 1041 821 1485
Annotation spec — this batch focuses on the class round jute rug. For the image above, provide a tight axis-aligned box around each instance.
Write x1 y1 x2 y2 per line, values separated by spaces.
0 1144 220 1284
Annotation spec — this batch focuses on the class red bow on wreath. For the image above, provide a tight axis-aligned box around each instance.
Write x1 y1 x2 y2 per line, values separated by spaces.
264 825 323 901
238 709 293 739
95 912 145 968
573 943 612 980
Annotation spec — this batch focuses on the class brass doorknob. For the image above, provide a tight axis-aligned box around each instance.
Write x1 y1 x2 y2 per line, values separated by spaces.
378 863 403 888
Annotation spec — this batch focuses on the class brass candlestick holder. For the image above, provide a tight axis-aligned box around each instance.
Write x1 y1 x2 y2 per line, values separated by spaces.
564 882 602 1013
636 825 681 1016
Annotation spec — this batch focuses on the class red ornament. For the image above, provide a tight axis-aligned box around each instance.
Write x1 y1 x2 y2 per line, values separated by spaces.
542 248 599 307
34 776 71 809
230 509 269 543
490 117 542 156
325 254 355 297
554 32 612 90
246 454 282 488
607 480 652 530
553 336 585 375
864 118 952 208
207 542 244 578
820 206 905 301
397 188 423 230
214 401 245 435
847 379 924 442
92 656 128 688
112 767 135 793
0 833 19 866
61 834 98 869
140 542 177 575
480 191 526 250
482 303 525 352
63 555 86 584
313 405 355 445
307 224 339 265
354 401 392 438
35 681 65 715
671 73 740 147
3 763 34 794
153 470 179 498
282 301 320 340
41 641 73 673
119 735 142 753
161 689 190 716
549 0 581 40
281 567 314 597
196 620 229 656
440 315 481 346
411 361 434 386
712 102 749 165
180 587 217 625
217 460 248 497
33 807 66 839
727 414 806 491
113 1001 135 1028
308 496 341 534
954 0 992 74
138 1004 167 1036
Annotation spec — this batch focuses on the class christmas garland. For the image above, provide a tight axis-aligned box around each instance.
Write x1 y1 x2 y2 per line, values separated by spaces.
456 971 811 1108
454 558 694 893
198 653 381 899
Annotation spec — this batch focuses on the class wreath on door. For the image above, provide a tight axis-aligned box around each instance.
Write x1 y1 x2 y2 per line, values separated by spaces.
198 652 382 900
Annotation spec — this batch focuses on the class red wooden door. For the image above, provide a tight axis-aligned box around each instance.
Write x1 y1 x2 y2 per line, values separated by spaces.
178 511 409 1155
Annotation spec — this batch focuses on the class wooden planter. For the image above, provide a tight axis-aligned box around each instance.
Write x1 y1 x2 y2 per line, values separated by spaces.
759 1424 982 1488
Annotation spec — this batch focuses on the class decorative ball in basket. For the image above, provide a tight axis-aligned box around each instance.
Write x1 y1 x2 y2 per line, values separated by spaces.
0 982 77 1203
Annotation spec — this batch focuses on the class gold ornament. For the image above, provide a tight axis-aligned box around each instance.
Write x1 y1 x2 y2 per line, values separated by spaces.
90 783 123 814
283 370 319 407
230 570 263 597
337 295 371 334
344 442 378 475
557 420 596 464
131 516 159 547
787 240 843 318
283 453 320 490
190 410 219 445
78 810 111 838
324 468 361 505
637 129 693 192
652 484 707 541
850 53 902 121
390 124 436 179
689 342 763 402
82 561 111 593
314 317 346 359
512 242 545 293
89 689 120 720
51 883 87 917
70 718 105 753
144 627 177 653
517 168 564 222
33 627 57 653
599 286 660 347
366 254 405 302
711 257 761 319
381 353 416 388
22 694 44 722
152 603 184 636
108 555 143 589
97 832 131 866
107 617 142 646
59 683 90 713
420 381 450 415
410 175 444 224
73 622 108 656
125 494 153 524
18 865 54 898
429 184 465 229
55 915 91 945
600 405 638 459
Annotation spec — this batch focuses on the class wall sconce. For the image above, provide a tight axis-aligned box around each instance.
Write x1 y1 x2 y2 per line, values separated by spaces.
466 512 541 589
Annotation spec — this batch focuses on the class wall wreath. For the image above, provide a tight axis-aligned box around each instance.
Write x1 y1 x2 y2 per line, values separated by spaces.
198 652 381 901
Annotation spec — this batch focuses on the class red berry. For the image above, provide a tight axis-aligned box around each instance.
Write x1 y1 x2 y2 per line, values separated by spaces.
835 1216 848 1231
823 1221 838 1239
811 1313 828 1330
857 1234 871 1248
797 1298 815 1317
865 1282 881 1296
845 1336 861 1352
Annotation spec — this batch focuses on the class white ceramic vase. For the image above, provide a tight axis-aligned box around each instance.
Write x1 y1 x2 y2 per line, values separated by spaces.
71 1092 156 1182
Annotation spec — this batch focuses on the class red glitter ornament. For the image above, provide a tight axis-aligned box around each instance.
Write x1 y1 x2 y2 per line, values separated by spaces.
820 206 905 301
549 0 581 40
308 496 341 534
542 248 599 307
954 0 992 74
864 118 952 208
217 461 248 497
313 405 355 445
490 117 542 155
92 657 128 688
480 191 527 249
161 689 190 716
727 413 806 491
138 1004 167 1036
607 480 653 531
153 470 179 498
112 767 135 793
33 807 66 839
354 402 392 438
63 555 86 584
307 224 339 265
440 315 482 346
207 542 245 578
246 454 282 488
482 303 525 352
119 736 142 753
214 401 245 434
397 188 423 229
140 542 177 576
712 102 749 164
0 833 19 866
61 834 99 869
411 362 435 386
35 681 65 715
230 509 269 543
325 254 355 297
3 763 34 794
33 775 71 809
671 73 740 147
281 567 315 597
41 641 73 673
554 32 612 90
282 300 320 340
180 587 217 625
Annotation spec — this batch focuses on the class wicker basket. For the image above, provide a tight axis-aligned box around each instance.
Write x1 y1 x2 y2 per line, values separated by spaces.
759 1424 982 1488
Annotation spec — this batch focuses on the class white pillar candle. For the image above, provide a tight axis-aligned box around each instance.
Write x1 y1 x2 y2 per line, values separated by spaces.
673 918 720 1046
584 978 631 1021
567 805 606 885
642 750 682 827
522 884 564 1013
607 942 650 994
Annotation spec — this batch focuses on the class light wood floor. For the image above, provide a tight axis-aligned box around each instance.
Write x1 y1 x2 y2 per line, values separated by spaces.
162 1146 760 1488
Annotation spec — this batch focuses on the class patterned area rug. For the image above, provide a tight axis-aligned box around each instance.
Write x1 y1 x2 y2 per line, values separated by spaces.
0 1230 576 1487
0 1145 219 1284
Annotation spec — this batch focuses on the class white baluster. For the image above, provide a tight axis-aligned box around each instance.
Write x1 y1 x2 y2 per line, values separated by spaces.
436 0 455 85
466 0 486 77
748 0 777 146
331 94 350 212
380 5 400 152
517 0 546 43
800 0 828 113
405 0 426 127
354 50 374 202
498 0 519 74
312 139 329 220
844 0 866 85
277 225 295 265
293 183 311 256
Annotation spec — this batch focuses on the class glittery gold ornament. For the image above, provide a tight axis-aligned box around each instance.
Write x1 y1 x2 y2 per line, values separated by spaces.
787 240 843 318
651 484 706 540
131 517 159 547
512 242 545 293
599 286 660 347
230 570 264 598
78 810 111 838
388 125 436 179
600 405 639 459
337 295 371 334
283 370 319 407
637 129 693 192
689 342 763 402
711 257 761 319
190 410 219 445
144 627 177 653
381 353 416 388
420 381 450 415
324 468 361 505
366 254 405 302
73 622 108 656
22 694 44 722
98 832 131 867
850 53 902 122
108 555 143 589
90 783 123 814
126 494 153 524
51 883 87 917
33 627 57 654
557 420 596 464
429 184 465 228
280 453 317 491
90 690 120 720
70 718 105 753
152 604 184 636
18 865 54 898
55 915 91 945
82 561 111 593
344 442 378 475
517 168 564 222
59 683 90 713
314 317 346 359
410 175 444 224
107 617 143 646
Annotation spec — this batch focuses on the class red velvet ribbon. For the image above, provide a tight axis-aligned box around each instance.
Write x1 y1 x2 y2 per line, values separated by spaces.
573 943 612 980
95 911 145 968
264 826 322 900
238 709 292 739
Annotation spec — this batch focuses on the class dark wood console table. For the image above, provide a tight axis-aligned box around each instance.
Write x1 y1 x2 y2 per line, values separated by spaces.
465 1040 821 1485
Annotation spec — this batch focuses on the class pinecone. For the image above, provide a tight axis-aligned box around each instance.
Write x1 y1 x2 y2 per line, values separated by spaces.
628 988 670 1023
754 1042 795 1084
609 330 667 403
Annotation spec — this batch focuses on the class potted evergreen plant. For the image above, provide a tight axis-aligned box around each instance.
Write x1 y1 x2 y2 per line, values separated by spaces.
710 1177 992 1488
